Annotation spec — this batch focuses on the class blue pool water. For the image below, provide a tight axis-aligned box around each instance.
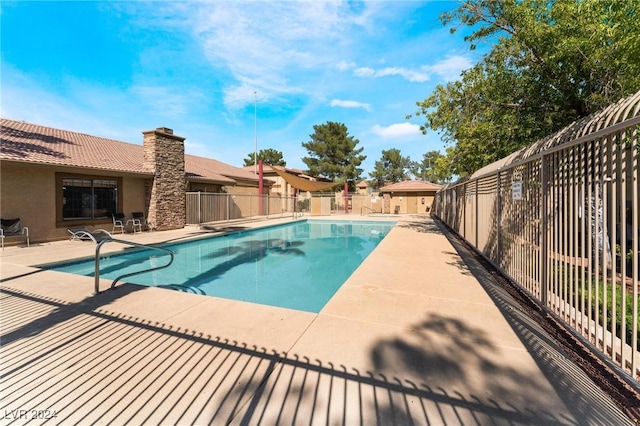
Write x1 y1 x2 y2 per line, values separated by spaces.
46 220 395 313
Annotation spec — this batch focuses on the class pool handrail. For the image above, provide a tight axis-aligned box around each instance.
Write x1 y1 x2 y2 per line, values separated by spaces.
94 238 175 294
360 206 375 216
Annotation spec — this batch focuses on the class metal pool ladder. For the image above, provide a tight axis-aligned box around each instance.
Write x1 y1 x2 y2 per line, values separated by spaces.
94 238 175 294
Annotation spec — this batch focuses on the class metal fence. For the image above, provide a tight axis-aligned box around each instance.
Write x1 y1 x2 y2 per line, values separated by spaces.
186 193 393 225
432 92 640 386
310 193 386 216
186 193 300 224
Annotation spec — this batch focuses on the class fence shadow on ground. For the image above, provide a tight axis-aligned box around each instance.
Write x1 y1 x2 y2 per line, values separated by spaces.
433 219 632 425
3 283 627 425
397 219 444 235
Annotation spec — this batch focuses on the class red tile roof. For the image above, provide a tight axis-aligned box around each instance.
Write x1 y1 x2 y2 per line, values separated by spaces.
0 118 255 185
379 180 442 192
184 156 236 184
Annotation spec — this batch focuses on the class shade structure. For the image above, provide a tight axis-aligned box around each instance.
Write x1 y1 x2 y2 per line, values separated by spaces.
270 167 341 192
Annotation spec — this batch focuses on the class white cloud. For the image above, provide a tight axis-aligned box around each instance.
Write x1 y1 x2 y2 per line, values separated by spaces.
222 76 301 111
353 67 375 78
371 122 421 138
427 54 473 81
1 67 137 141
354 66 429 83
330 99 372 112
184 2 370 109
0 65 211 144
352 54 472 84
335 60 356 72
117 2 467 111
130 85 203 117
378 67 430 83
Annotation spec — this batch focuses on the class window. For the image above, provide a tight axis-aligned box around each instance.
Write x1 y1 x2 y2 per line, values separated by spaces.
62 178 118 219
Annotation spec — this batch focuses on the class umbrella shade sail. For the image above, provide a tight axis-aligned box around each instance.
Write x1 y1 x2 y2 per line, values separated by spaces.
270 167 341 192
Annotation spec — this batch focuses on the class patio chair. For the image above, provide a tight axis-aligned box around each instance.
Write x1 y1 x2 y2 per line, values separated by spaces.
112 213 126 234
67 227 113 243
1 218 29 250
127 212 148 233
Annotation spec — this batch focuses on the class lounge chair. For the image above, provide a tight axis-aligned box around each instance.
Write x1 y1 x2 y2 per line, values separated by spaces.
112 213 126 234
67 227 113 243
1 218 29 250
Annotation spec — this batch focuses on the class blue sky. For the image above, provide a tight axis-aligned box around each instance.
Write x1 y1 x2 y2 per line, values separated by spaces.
1 1 487 175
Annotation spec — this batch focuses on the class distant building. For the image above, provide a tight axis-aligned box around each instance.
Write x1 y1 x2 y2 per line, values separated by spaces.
355 180 370 195
242 165 329 198
378 180 443 214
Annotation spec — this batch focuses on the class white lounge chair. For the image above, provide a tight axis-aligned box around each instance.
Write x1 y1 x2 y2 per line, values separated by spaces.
127 212 150 233
112 213 126 234
67 227 113 243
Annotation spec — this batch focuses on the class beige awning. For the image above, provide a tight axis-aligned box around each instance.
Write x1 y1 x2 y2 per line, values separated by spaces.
270 167 341 192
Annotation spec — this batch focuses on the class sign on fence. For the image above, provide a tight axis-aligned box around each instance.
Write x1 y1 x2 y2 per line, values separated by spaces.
512 181 523 201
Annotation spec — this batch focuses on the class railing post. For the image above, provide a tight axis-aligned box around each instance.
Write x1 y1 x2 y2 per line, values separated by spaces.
462 185 466 239
496 170 501 262
94 239 109 294
540 155 548 306
198 192 201 225
475 179 479 248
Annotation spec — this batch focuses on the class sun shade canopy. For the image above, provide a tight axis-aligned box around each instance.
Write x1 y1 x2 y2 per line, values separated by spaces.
270 167 341 192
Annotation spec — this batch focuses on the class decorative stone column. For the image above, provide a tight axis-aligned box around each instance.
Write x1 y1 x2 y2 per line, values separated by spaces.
143 127 186 231
383 193 391 214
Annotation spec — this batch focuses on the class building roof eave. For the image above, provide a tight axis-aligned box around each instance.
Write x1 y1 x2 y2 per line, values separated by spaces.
0 157 155 177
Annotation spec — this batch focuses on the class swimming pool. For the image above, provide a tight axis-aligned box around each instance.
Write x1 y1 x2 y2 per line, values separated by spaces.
45 220 395 313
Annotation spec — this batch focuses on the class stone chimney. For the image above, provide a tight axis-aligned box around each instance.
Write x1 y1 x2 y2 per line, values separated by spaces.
142 127 186 231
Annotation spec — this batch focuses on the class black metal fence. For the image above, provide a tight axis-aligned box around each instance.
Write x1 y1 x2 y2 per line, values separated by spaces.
432 92 640 386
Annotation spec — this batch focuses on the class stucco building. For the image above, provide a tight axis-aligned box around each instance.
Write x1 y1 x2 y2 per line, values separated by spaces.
378 180 443 214
0 119 269 243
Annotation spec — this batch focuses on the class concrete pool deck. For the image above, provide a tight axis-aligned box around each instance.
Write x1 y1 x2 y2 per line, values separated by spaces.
0 215 632 425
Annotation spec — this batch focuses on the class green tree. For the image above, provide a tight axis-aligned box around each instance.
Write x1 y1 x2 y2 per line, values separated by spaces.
301 121 366 187
369 149 411 188
243 148 286 167
410 150 451 184
412 0 640 176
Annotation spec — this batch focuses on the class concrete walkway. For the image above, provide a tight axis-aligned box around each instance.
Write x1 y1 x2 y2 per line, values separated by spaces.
0 216 632 425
